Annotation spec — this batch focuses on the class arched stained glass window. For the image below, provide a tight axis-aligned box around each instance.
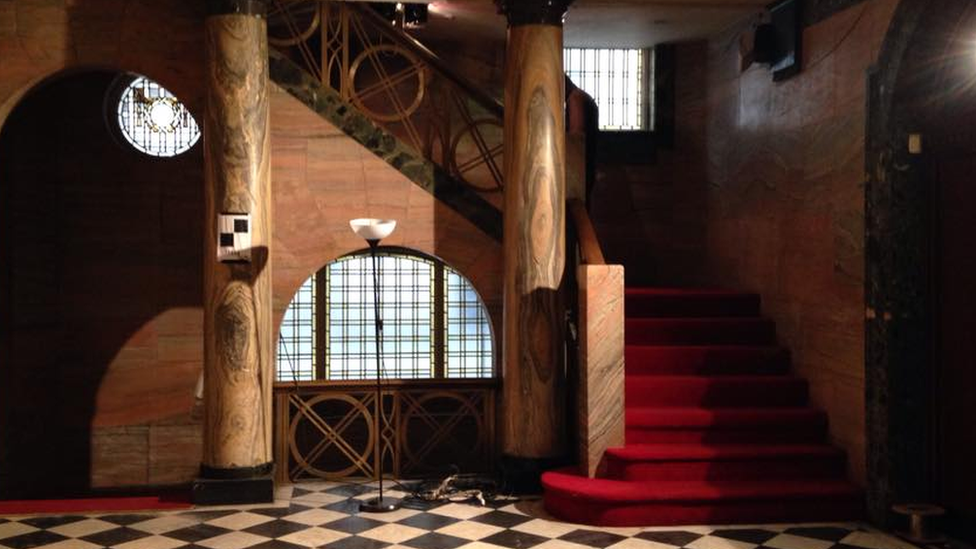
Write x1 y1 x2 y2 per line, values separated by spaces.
276 250 494 382
117 76 200 157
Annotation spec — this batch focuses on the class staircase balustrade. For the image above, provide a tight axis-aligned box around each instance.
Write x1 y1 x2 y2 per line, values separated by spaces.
268 0 505 204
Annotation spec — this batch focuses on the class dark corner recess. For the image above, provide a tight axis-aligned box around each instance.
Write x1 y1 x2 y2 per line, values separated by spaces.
498 455 571 495
596 131 657 166
494 0 575 27
653 44 676 149
207 0 267 17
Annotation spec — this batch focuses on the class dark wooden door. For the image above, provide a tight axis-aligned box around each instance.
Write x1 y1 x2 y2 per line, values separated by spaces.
934 152 976 540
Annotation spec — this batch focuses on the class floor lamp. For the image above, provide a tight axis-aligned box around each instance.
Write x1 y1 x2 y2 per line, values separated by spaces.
349 218 401 513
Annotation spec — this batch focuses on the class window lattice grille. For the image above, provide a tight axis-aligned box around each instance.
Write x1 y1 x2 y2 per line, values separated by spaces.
276 251 493 382
277 274 316 382
564 48 644 131
445 270 493 378
326 255 433 380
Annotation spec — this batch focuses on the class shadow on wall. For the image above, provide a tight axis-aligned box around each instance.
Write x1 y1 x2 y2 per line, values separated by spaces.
0 70 204 498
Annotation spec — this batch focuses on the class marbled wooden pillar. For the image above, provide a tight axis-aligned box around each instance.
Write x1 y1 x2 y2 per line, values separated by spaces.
497 0 573 461
195 0 274 504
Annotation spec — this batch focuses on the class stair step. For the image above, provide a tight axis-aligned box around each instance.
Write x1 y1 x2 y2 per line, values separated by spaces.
543 285 859 527
626 318 776 346
542 468 862 527
626 345 790 376
626 376 808 408
626 288 761 318
604 443 847 481
625 407 828 444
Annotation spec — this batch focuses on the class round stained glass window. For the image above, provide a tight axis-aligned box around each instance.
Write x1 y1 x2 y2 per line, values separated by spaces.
116 76 200 157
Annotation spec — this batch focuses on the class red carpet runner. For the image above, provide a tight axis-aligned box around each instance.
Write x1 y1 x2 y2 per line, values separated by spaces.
543 288 862 526
0 494 191 515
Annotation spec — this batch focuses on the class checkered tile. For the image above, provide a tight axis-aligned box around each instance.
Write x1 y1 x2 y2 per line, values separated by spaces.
0 481 918 549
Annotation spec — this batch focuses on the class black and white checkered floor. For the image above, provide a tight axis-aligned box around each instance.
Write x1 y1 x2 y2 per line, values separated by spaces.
0 482 921 549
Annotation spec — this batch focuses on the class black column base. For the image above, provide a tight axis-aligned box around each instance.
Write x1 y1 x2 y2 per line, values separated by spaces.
192 463 275 505
497 454 569 495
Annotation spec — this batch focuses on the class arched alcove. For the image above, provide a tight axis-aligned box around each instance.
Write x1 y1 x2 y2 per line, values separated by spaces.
272 247 497 482
0 69 205 497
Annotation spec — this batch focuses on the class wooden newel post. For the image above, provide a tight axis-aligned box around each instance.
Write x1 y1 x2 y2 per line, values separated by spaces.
497 0 574 478
194 0 274 504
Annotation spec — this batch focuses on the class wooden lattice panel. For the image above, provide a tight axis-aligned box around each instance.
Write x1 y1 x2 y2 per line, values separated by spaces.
275 383 495 482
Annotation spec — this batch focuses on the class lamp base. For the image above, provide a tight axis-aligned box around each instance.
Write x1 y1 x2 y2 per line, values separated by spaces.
359 496 402 513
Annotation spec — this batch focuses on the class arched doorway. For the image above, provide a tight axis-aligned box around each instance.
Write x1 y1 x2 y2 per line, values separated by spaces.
866 0 976 538
0 70 204 498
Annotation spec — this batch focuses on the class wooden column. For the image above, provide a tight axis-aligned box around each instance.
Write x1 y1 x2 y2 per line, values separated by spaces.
195 0 274 504
498 0 573 462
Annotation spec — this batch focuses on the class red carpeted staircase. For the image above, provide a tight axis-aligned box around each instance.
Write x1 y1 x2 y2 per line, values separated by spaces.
542 288 862 526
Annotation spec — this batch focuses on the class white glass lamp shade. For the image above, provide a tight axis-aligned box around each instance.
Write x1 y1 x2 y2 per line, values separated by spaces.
349 218 397 241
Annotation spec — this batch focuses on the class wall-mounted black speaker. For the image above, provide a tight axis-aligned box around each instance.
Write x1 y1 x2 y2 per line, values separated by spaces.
753 23 779 64
749 0 802 81
768 0 802 81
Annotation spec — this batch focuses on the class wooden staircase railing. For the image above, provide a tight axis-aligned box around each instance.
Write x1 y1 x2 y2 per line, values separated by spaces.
268 0 505 205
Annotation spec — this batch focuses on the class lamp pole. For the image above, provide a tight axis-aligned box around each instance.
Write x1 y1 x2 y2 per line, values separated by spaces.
349 219 400 513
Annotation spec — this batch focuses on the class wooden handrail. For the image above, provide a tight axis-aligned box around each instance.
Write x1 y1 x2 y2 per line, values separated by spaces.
349 2 505 119
568 199 605 265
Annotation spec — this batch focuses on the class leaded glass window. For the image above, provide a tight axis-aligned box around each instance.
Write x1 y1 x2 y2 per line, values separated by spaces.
564 48 646 130
277 274 316 382
445 270 493 378
326 255 433 380
276 250 493 382
117 76 201 157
